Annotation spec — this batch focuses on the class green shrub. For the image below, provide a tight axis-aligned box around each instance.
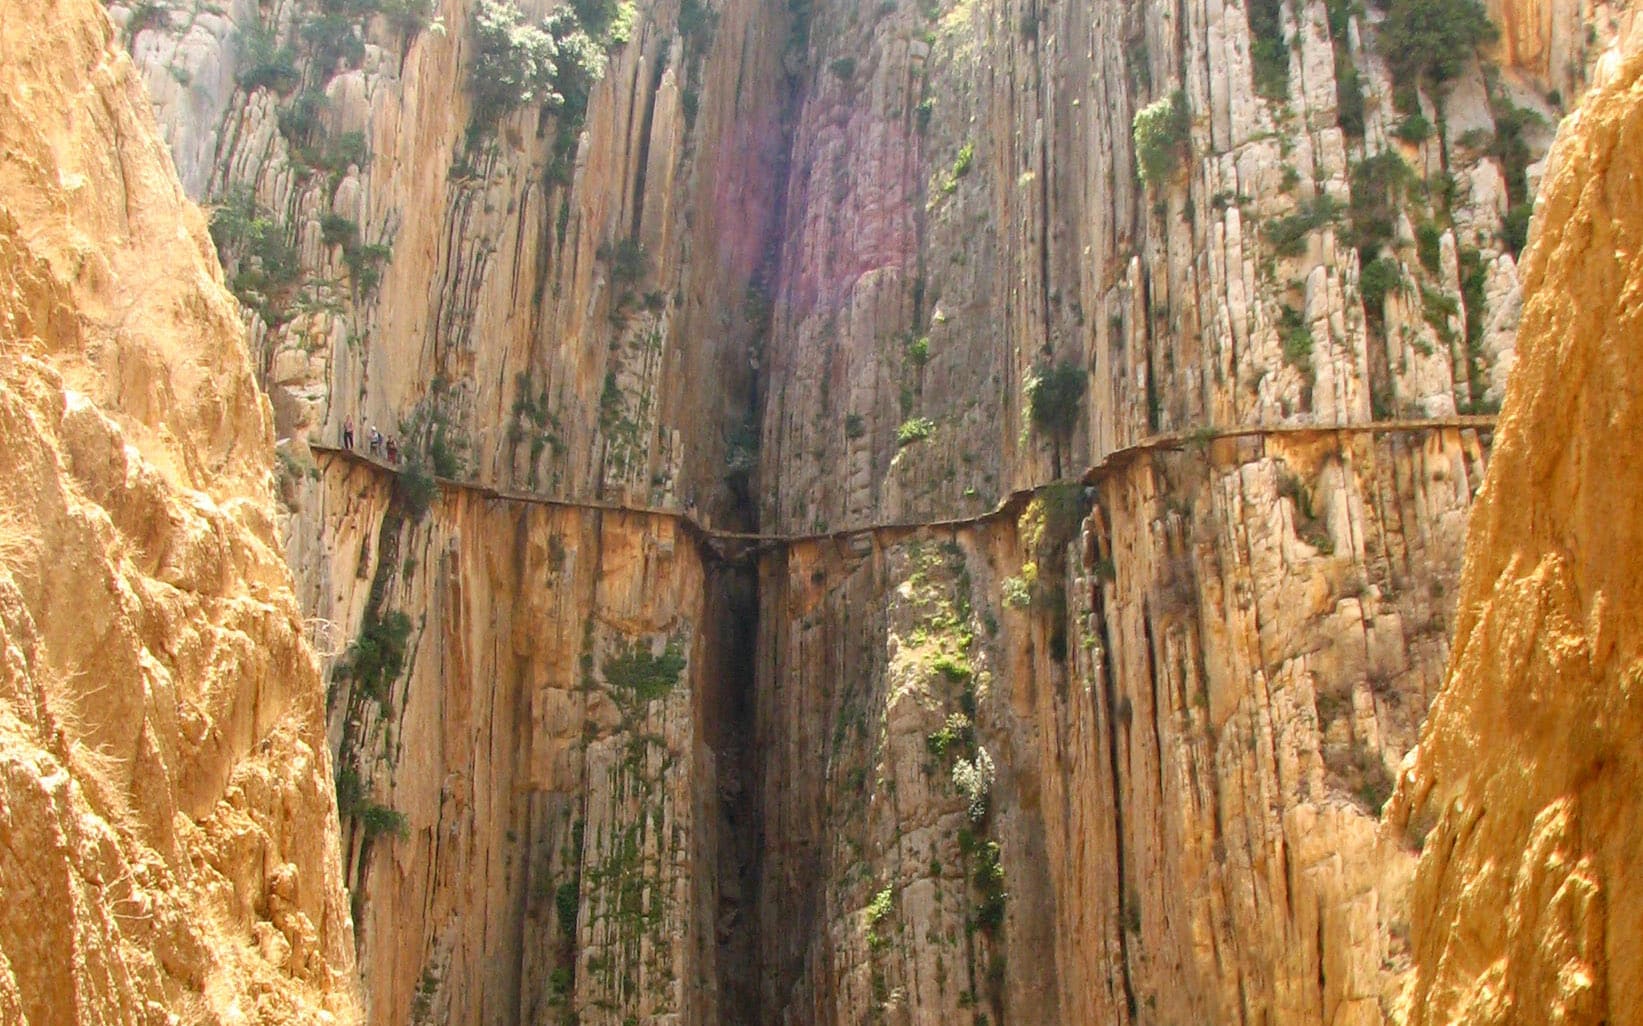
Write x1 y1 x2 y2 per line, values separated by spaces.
1459 245 1487 330
1391 81 1421 115
600 236 648 284
967 839 1006 932
866 886 894 928
724 417 759 477
1279 306 1313 372
344 241 392 296
1131 90 1189 186
395 459 439 515
555 879 580 935
210 188 300 318
677 0 717 47
897 417 935 446
1347 150 1415 253
278 90 328 146
828 56 857 79
607 0 638 45
1378 0 1496 88
1265 194 1342 257
926 713 974 757
1502 203 1531 256
429 424 465 477
1336 59 1365 137
1024 362 1085 439
1420 283 1459 325
931 654 973 684
307 130 369 178
548 966 573 998
469 0 606 122
321 212 359 248
603 640 687 702
936 142 976 196
335 766 365 816
300 12 366 74
237 22 298 94
915 97 933 133
380 0 437 35
1248 0 1290 99
1415 220 1443 272
1391 112 1433 143
952 748 994 822
128 0 171 39
347 610 414 702
844 413 866 439
1489 97 1544 205
359 802 410 840
1359 255 1402 313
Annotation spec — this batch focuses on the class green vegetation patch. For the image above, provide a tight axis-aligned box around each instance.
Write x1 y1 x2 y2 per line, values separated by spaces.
1358 255 1402 315
897 417 936 446
1377 0 1496 89
469 0 607 122
1131 90 1189 186
1023 362 1086 439
1264 194 1342 258
603 640 687 702
1248 0 1290 99
346 610 414 703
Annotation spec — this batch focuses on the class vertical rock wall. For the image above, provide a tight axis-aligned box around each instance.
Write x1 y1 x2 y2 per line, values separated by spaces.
0 0 357 1021
91 0 1634 1024
1393 48 1643 1026
289 461 732 1025
104 0 793 1019
755 0 1575 533
107 0 790 517
754 425 1486 1026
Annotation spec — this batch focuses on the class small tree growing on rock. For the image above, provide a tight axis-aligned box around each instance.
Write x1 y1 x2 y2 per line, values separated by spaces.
1024 362 1086 476
469 0 605 123
1131 90 1190 187
1377 0 1496 89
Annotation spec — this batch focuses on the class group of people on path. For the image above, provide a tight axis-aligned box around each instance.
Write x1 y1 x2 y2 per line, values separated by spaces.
341 417 400 464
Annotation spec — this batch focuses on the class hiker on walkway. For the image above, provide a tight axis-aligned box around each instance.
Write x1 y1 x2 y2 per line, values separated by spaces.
342 416 354 450
385 436 398 464
369 425 382 457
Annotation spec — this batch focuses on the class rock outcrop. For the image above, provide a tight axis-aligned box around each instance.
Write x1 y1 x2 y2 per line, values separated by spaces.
0 1 357 1022
1393 48 1643 1026
77 0 1630 1024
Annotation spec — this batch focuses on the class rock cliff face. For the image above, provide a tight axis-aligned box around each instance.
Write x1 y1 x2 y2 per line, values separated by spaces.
287 455 751 1025
1391 48 1643 1026
91 0 1627 1023
0 0 357 1022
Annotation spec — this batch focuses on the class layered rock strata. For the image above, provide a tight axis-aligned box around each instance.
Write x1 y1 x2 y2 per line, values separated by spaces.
0 0 357 1022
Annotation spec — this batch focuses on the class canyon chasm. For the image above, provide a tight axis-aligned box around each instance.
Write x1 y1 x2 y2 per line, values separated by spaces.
1 0 1640 1022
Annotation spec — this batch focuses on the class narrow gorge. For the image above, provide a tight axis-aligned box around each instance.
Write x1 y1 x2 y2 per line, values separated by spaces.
3 0 1640 1022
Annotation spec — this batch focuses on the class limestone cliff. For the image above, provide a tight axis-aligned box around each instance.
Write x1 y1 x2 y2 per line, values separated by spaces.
0 0 357 1023
88 0 1625 1024
1391 48 1643 1026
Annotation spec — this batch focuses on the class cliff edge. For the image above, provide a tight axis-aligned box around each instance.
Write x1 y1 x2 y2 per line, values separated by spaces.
1396 48 1643 1026
0 0 358 1023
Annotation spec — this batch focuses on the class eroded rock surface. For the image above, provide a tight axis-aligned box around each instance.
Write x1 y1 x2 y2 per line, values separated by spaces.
0 0 357 1022
1393 48 1643 1026
75 0 1636 1024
